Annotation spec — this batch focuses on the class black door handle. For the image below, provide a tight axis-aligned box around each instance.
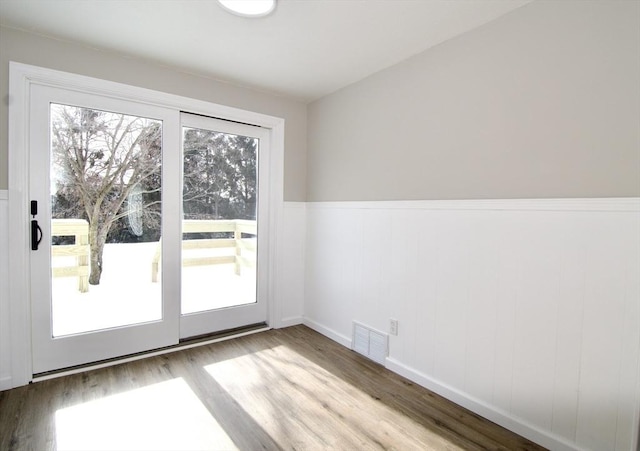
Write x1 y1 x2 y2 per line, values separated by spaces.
31 220 43 251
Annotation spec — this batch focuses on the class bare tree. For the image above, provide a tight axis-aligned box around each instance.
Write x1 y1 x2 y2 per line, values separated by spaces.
51 105 161 285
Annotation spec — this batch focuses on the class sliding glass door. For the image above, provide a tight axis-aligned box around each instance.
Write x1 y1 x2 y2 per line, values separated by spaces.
28 89 270 374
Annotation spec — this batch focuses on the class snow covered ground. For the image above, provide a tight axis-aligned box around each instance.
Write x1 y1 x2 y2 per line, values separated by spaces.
52 241 256 337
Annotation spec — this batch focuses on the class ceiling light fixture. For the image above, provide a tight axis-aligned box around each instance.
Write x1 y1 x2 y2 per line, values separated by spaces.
218 0 276 18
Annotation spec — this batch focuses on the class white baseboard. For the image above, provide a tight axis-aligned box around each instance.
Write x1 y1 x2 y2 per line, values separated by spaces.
302 314 583 450
385 357 583 451
0 376 13 392
303 317 352 349
278 316 304 328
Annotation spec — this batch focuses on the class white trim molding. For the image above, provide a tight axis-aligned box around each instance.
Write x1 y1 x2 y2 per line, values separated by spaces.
273 202 306 329
0 190 11 391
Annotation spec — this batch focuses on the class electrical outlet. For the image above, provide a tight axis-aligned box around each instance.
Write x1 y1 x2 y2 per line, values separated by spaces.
390 318 398 336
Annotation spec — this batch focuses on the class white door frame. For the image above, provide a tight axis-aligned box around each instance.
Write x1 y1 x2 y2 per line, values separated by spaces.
8 62 285 387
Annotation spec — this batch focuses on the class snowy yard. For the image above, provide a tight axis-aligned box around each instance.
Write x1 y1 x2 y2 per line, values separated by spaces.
52 241 256 337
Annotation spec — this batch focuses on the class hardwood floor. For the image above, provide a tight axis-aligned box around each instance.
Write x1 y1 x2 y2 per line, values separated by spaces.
0 325 546 450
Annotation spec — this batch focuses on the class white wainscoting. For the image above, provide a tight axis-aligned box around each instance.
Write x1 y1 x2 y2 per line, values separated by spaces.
0 191 11 390
276 202 306 327
303 198 640 451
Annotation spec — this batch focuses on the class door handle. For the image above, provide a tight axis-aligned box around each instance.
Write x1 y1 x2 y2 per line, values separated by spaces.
31 219 43 251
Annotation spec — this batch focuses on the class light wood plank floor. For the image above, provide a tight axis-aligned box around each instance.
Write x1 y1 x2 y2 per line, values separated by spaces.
0 326 547 450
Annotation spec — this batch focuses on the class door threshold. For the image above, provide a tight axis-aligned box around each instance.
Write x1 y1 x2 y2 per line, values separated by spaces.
32 323 270 383
180 322 268 345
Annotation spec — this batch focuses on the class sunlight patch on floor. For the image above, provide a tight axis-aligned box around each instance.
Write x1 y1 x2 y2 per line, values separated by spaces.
203 345 464 450
55 378 238 451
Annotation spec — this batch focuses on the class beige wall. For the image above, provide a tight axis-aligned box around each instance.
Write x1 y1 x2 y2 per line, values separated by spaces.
0 26 307 201
307 0 640 201
3 0 639 202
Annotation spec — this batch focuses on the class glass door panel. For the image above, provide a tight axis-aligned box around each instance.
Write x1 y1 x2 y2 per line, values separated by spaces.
179 114 269 338
181 126 257 314
30 84 180 374
49 104 163 337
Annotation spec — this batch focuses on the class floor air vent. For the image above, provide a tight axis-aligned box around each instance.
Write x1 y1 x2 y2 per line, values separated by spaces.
352 322 388 365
